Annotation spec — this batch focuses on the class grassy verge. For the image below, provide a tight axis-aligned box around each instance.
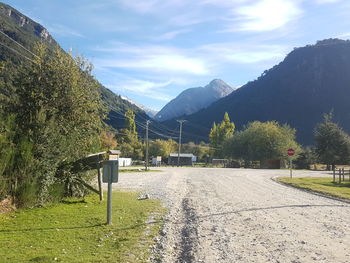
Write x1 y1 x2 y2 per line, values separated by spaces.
0 192 166 263
277 177 350 200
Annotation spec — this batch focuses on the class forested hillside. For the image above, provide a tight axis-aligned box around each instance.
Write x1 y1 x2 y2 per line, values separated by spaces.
163 39 350 145
0 2 149 133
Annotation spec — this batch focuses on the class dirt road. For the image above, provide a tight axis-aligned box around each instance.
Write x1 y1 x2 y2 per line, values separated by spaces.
113 168 350 263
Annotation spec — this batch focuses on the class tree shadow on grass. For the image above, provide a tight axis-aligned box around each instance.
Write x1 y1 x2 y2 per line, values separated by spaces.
323 182 350 188
0 223 104 233
60 199 88 205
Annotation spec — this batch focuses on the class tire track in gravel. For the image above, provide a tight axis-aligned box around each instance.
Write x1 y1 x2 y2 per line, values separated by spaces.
177 197 199 263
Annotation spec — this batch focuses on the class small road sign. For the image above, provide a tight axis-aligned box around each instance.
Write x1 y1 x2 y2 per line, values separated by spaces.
287 148 295 156
287 149 295 178
102 160 119 225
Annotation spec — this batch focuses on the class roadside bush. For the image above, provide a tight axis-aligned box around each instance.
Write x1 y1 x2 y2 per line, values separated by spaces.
294 147 317 169
1 44 104 207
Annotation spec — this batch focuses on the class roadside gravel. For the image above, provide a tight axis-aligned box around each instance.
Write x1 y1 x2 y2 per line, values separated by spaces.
112 168 350 263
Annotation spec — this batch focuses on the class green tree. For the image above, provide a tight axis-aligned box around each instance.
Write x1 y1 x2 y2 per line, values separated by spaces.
224 121 300 164
182 141 210 162
118 110 144 160
294 147 317 169
125 109 136 134
100 131 117 151
209 112 235 157
314 114 350 170
4 44 104 206
149 139 178 160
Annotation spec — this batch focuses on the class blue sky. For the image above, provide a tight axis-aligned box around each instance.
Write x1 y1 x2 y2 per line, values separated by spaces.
5 0 350 110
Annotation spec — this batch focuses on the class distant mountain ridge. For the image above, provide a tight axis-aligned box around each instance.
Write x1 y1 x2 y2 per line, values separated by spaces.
162 39 350 145
121 96 158 119
0 2 150 132
155 79 234 121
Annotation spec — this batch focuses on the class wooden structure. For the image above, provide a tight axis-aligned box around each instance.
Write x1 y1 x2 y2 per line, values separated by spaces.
212 159 228 167
72 150 120 201
333 168 350 183
168 153 196 166
260 159 281 169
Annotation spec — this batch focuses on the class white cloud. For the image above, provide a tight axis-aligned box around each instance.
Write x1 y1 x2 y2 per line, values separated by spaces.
154 29 191 41
117 0 187 14
198 42 287 64
47 24 84 38
107 79 173 102
94 44 209 75
168 13 207 27
227 0 302 32
335 32 350 39
314 0 341 4
97 55 208 75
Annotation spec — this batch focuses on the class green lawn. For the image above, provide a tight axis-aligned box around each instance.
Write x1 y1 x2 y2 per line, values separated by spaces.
277 177 350 200
0 192 165 263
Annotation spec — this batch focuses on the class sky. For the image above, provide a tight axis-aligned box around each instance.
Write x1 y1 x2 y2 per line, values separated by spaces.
4 0 350 111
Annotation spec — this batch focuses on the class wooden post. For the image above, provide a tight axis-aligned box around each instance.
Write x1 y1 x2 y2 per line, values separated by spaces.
97 155 103 201
342 168 345 181
339 169 342 183
333 168 336 183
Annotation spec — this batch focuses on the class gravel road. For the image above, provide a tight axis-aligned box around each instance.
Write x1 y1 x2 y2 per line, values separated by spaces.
112 168 350 263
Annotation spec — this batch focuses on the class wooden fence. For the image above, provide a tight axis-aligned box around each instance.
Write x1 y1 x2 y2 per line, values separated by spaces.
332 168 350 183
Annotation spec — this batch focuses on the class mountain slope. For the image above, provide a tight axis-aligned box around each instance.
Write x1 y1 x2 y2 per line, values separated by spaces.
155 79 234 121
0 2 150 132
121 96 158 119
0 2 58 61
163 39 350 145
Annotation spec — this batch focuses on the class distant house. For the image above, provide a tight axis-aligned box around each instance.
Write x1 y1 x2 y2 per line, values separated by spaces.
119 158 132 167
152 156 162 166
168 153 196 166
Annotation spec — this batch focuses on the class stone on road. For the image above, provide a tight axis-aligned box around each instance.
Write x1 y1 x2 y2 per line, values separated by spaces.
114 167 350 263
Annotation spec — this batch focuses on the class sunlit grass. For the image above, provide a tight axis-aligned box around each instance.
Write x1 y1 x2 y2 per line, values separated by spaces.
277 177 350 200
0 192 165 262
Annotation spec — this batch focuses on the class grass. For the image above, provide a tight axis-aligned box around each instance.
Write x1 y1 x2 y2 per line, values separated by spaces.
0 192 166 263
277 177 350 200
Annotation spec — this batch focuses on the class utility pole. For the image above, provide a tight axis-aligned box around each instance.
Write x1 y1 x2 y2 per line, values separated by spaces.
177 120 186 166
145 120 151 171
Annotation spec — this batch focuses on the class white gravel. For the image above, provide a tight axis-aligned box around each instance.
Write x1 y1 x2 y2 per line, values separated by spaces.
112 167 350 263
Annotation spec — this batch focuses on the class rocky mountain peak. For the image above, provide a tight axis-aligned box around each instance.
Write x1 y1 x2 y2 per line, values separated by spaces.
0 2 54 43
155 79 234 122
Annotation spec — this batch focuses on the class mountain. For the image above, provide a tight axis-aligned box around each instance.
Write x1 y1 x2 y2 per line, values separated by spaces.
0 2 58 60
155 79 234 121
121 96 158 119
0 2 150 132
162 39 350 145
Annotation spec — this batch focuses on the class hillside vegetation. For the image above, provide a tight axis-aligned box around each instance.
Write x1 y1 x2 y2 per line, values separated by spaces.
162 39 350 145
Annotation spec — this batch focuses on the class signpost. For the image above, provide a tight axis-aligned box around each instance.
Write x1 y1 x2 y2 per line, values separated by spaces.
287 148 295 178
102 160 119 225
